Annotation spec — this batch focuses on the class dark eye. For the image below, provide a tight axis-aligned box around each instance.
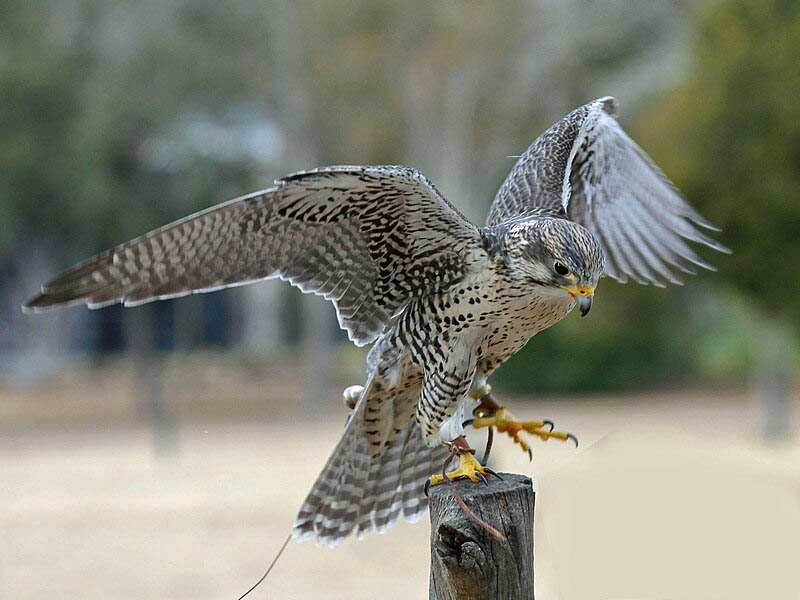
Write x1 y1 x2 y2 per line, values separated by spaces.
554 261 570 276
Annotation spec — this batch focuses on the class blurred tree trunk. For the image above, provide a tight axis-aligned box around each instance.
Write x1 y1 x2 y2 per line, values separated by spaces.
438 64 485 224
405 62 486 224
0 242 77 383
753 315 793 440
266 0 336 415
172 295 204 350
240 282 283 356
125 304 177 455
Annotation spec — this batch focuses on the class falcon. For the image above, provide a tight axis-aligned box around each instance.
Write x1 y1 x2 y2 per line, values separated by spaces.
23 97 728 545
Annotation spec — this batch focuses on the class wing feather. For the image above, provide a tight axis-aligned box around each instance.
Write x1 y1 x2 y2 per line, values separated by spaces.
488 97 729 284
24 166 482 346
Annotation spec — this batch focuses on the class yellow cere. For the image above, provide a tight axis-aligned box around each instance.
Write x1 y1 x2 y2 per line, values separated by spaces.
561 284 595 297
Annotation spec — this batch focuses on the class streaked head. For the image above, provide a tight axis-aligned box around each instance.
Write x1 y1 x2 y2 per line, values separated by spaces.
504 217 605 315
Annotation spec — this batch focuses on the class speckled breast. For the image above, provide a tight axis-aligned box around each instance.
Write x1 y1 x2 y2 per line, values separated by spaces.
473 278 575 375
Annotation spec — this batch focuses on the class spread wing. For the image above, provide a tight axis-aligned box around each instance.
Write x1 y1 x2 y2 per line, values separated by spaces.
488 97 730 286
24 166 482 346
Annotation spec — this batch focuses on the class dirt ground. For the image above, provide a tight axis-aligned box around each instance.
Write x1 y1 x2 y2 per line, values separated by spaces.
2 369 799 599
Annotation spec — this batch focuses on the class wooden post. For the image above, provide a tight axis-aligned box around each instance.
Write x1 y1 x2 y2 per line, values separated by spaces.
428 473 535 600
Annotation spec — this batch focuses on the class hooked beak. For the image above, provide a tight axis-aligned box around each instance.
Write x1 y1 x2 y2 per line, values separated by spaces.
561 284 594 317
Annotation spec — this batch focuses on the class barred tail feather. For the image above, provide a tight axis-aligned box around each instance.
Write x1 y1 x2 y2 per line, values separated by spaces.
292 401 448 546
356 419 449 537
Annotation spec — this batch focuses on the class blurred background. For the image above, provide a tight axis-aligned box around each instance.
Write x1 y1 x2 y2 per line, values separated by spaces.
2 0 799 598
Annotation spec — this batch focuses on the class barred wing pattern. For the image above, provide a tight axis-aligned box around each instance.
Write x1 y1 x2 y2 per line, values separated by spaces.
24 166 482 346
293 383 450 545
488 97 729 286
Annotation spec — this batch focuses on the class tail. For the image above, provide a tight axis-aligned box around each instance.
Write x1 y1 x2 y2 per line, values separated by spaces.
292 400 449 546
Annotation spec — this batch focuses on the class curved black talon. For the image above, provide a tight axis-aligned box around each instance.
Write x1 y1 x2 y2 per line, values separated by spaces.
484 467 503 481
567 433 579 447
424 478 431 497
542 419 555 432
527 447 533 461
476 471 489 486
462 418 475 428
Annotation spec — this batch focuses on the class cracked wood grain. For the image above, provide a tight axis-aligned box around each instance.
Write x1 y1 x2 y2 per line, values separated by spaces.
428 473 534 600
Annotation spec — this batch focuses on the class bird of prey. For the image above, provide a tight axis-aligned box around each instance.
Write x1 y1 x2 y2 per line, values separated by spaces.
24 97 728 545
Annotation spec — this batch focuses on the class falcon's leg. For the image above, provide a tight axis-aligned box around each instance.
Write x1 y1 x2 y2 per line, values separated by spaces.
424 436 500 494
470 384 578 458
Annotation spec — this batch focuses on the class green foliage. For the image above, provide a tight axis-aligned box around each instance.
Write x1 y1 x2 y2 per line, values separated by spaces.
635 0 800 327
1 0 283 262
498 282 696 393
0 1 86 252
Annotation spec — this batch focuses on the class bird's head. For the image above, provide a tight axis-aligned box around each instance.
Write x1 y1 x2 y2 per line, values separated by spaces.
503 217 605 316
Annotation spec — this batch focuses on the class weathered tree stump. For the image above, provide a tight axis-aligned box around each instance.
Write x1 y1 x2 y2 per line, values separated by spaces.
428 473 535 600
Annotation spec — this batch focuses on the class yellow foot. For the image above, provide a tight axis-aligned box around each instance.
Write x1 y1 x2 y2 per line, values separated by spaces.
424 445 502 496
472 407 578 457
428 450 487 486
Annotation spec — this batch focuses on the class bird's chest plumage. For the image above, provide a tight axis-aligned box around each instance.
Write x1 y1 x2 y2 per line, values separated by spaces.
384 270 574 446
405 268 574 373
472 275 574 374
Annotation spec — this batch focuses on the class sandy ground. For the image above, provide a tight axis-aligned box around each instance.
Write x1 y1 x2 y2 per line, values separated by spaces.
2 380 800 599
